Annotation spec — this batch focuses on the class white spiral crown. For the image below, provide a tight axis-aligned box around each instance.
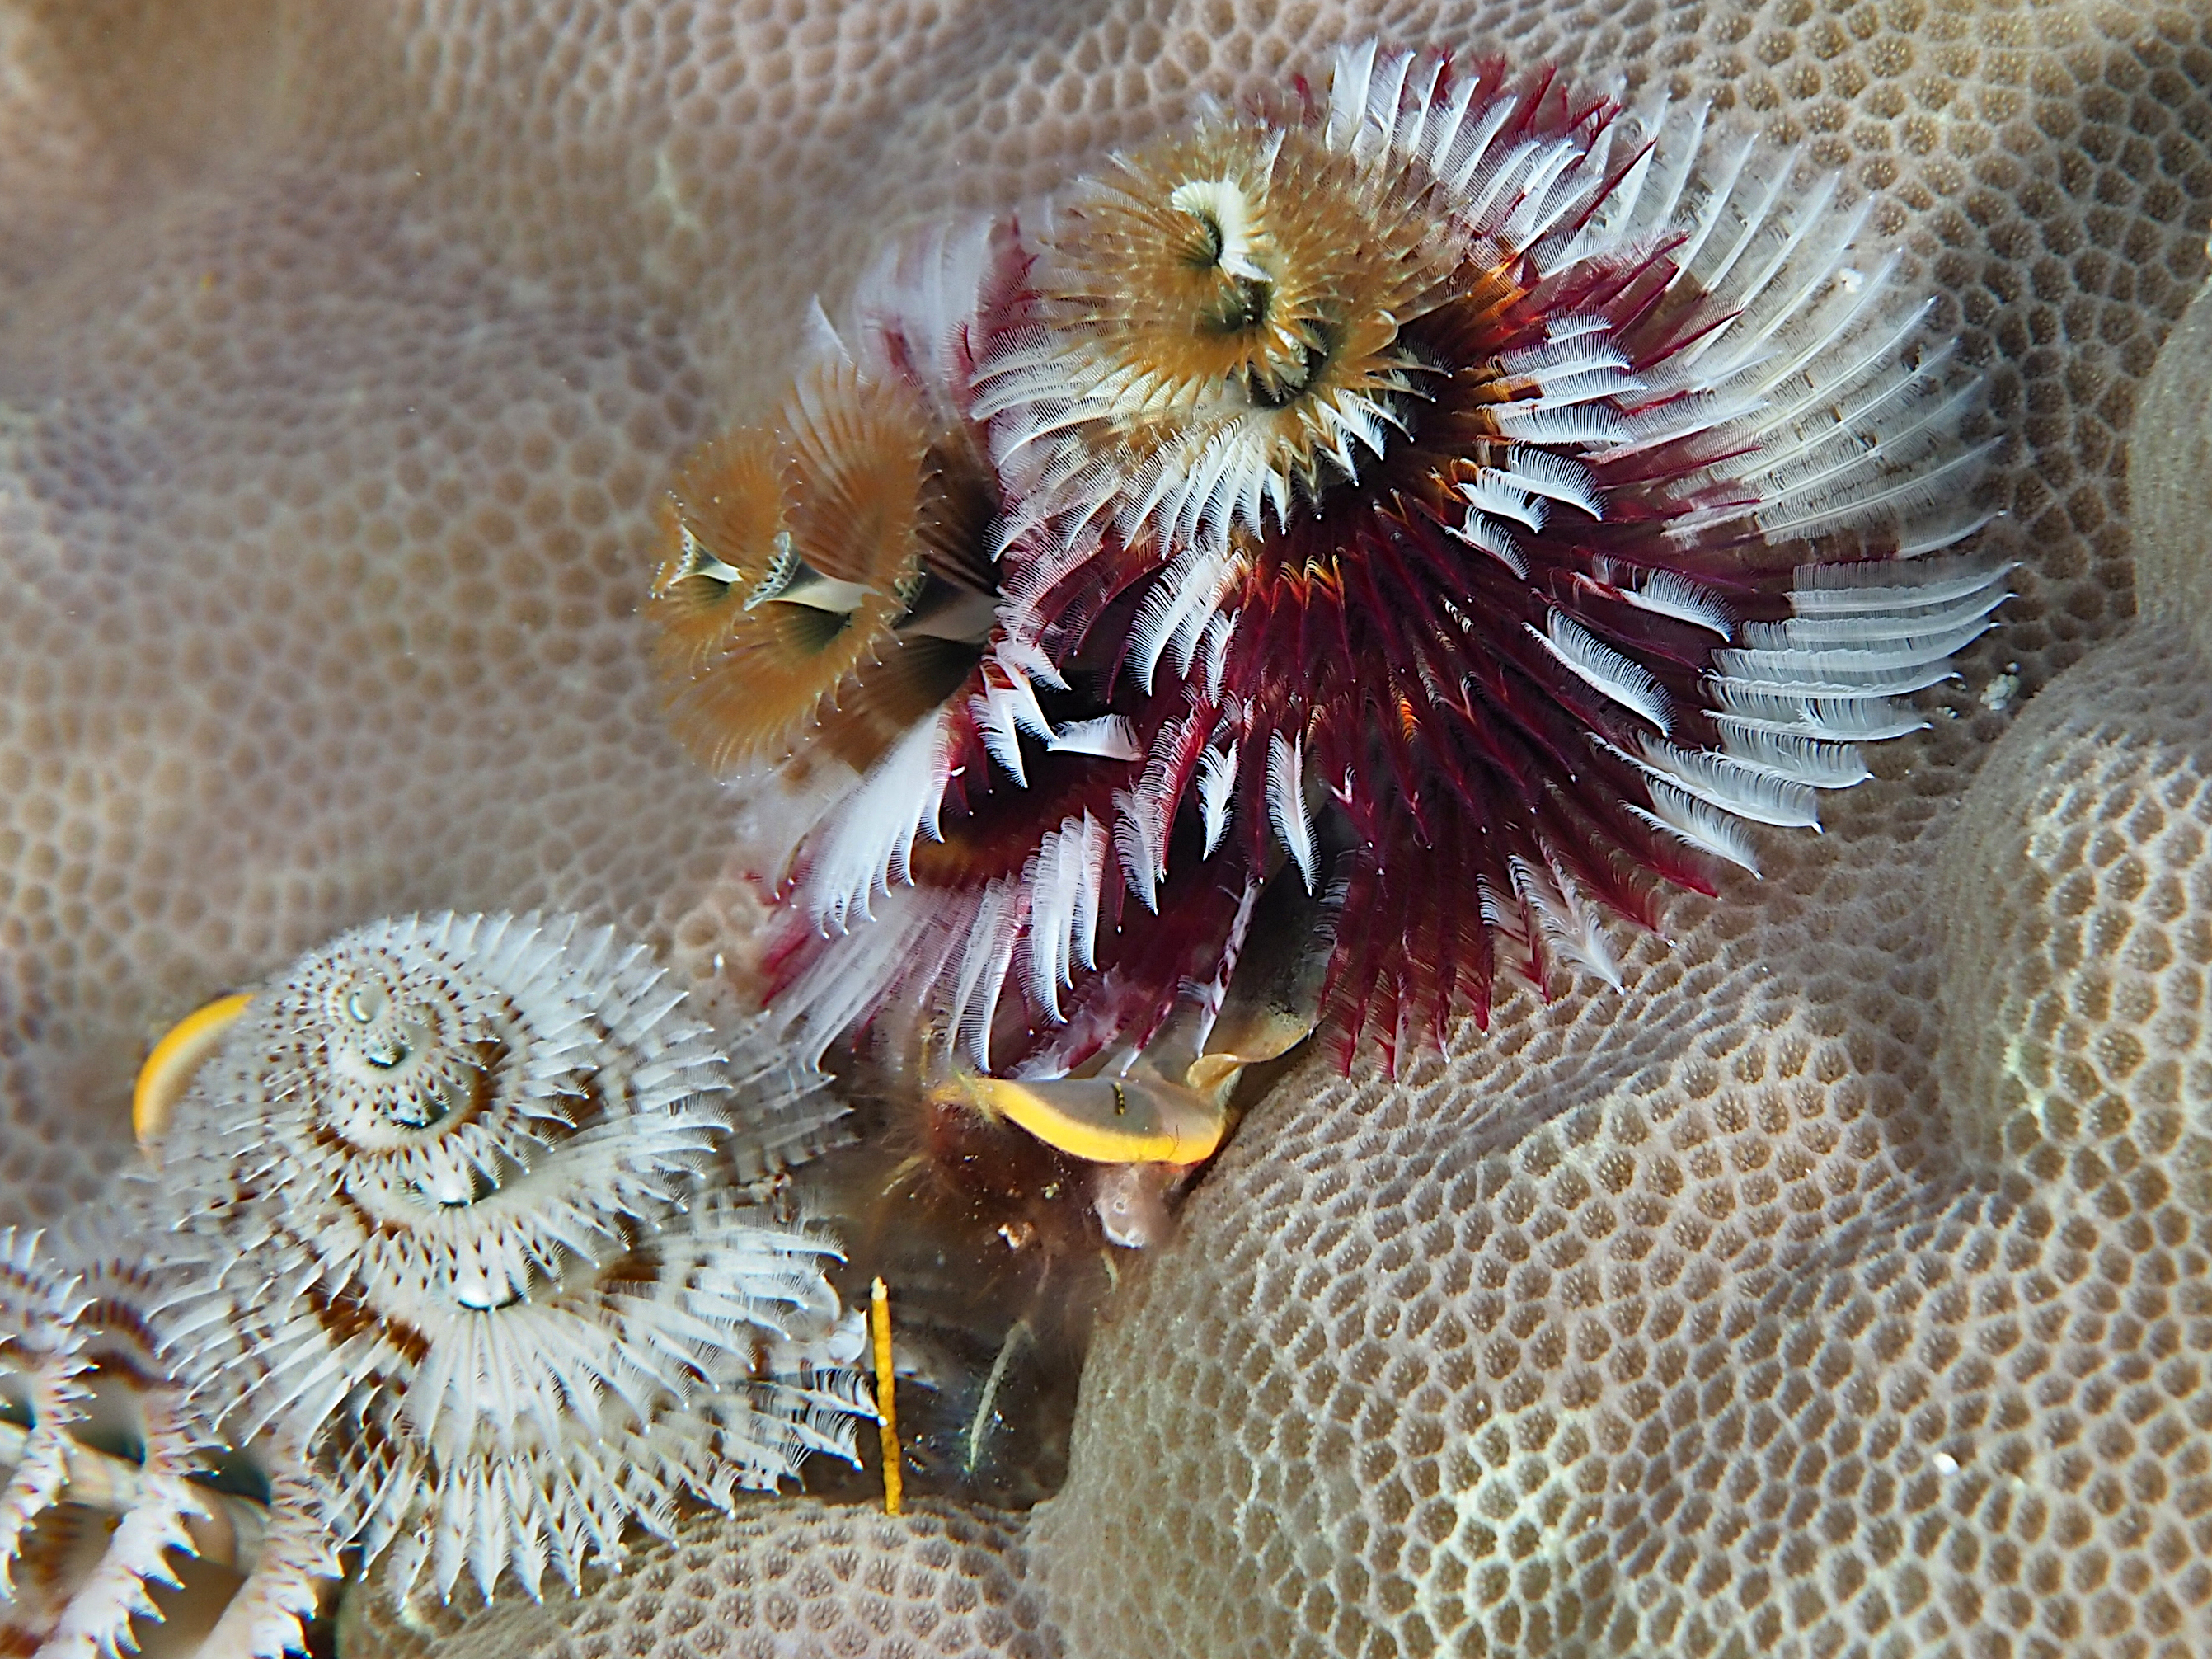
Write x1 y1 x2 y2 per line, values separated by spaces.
142 910 865 1605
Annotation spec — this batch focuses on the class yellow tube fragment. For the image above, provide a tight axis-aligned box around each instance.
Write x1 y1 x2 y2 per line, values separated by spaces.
132 991 253 1155
870 1276 903 1516
932 1071 1226 1166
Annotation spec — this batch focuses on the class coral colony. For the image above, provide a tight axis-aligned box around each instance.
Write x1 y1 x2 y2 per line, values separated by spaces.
2 913 864 1656
0 37 2005 1659
655 41 2002 1163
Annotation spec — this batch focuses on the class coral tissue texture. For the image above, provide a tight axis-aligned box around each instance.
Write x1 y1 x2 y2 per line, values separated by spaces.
0 0 2208 1657
336 1497 1059 1659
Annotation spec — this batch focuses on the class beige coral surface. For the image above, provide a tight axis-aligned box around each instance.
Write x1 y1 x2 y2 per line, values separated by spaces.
336 1498 1061 1659
3 0 2210 1655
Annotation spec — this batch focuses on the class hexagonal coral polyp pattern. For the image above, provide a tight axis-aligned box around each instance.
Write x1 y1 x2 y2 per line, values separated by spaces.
342 1497 1062 1659
1043 955 2210 1654
1945 625 2212 1218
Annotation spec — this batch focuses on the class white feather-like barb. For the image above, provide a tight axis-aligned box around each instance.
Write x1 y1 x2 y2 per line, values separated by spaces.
1266 732 1319 891
1199 740 1239 858
1531 612 1674 733
776 886 949 1069
1618 569 1733 637
1023 813 1111 1022
1510 856 1626 990
1633 736 1823 829
1048 714 1143 760
1787 551 2013 615
805 710 959 931
848 216 998 401
1628 777 1764 875
951 880 1023 1069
